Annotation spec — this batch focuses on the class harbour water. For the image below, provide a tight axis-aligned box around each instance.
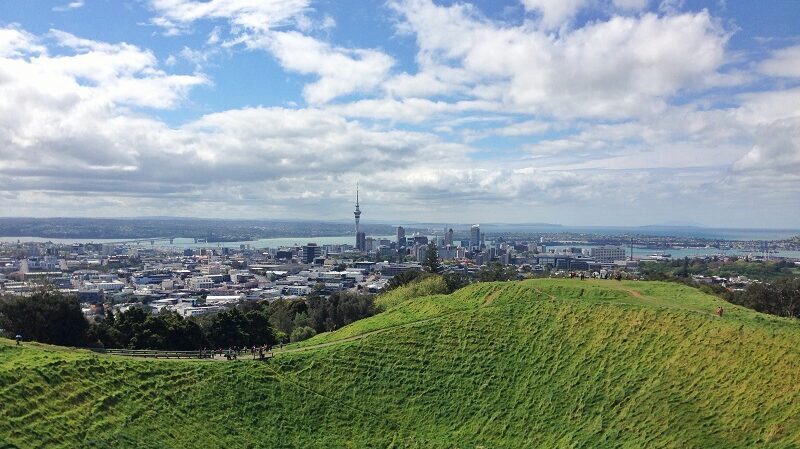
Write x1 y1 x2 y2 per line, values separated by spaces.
2 232 798 259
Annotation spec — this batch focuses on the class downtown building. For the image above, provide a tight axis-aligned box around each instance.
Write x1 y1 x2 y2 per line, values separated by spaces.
590 246 626 263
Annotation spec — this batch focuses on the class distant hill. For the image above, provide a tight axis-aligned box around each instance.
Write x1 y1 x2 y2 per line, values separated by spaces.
1 279 798 448
0 217 405 241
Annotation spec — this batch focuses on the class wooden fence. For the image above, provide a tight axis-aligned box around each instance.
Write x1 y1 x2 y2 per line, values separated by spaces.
90 348 274 360
90 348 213 359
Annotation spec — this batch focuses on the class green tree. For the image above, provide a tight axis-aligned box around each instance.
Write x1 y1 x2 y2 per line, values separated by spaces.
290 326 316 343
387 269 426 290
443 272 470 293
0 288 88 346
729 278 800 318
477 263 517 282
424 244 442 274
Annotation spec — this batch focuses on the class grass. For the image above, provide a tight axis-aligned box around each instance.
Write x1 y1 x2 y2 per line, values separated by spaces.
1 279 798 448
374 275 449 311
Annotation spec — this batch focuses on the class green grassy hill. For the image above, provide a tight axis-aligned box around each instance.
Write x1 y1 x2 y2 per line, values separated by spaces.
1 279 798 448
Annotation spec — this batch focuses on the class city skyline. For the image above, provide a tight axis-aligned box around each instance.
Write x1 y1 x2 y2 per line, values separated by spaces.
1 1 799 227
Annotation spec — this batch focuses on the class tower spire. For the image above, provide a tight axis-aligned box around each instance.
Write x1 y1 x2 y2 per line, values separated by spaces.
354 183 362 250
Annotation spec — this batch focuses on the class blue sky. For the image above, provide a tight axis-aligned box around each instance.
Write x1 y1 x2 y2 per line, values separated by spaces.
0 0 799 227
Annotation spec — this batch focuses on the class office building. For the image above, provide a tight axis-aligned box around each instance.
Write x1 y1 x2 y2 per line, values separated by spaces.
356 231 366 252
300 243 321 264
470 224 481 248
590 246 626 263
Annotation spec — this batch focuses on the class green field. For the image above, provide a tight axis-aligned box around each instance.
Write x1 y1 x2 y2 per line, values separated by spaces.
1 279 798 448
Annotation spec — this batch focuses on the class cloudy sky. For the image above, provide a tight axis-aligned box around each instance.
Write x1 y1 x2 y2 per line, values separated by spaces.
0 0 799 227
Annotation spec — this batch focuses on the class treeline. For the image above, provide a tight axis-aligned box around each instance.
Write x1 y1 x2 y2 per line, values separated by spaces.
727 278 800 319
640 262 799 319
0 289 378 349
639 258 799 282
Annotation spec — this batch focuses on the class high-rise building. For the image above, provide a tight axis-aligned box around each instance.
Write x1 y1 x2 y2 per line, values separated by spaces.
470 224 481 248
300 243 321 264
590 246 626 263
397 226 406 247
356 232 366 252
445 228 454 246
354 183 362 250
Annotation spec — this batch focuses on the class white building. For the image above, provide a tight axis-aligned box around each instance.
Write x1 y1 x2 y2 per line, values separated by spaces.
282 285 312 296
188 276 214 290
590 246 626 263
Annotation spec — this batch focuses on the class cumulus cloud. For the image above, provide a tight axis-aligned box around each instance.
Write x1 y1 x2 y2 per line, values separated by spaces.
247 31 394 104
521 0 589 29
758 45 800 78
1 3 799 226
733 118 800 174
148 0 394 104
0 25 46 57
389 0 730 119
148 0 309 34
521 0 650 29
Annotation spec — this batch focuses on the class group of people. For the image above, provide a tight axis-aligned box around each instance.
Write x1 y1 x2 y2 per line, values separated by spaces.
198 345 275 361
250 344 272 361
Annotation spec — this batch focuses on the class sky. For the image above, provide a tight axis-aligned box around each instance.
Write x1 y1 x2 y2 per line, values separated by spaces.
0 0 799 228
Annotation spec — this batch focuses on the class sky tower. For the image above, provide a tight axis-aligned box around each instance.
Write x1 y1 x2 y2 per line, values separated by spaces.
354 183 363 250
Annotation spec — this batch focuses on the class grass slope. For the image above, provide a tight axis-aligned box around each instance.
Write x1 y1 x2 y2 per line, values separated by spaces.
1 279 798 448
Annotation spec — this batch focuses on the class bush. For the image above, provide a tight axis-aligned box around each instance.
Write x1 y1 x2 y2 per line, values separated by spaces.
306 292 377 333
387 270 427 290
728 278 800 319
376 276 449 310
0 288 88 346
290 326 316 342
443 272 471 293
477 263 518 282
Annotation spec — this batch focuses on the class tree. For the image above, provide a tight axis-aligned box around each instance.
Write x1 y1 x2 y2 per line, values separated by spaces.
0 288 88 346
290 326 316 343
443 272 470 293
729 278 800 318
306 292 377 333
424 244 442 274
477 263 517 282
679 257 690 278
387 269 426 290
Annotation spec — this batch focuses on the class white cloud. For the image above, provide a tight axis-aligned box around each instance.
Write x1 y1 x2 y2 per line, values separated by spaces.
390 0 730 119
53 1 85 12
0 25 46 57
248 31 394 104
733 118 800 174
148 0 309 34
521 0 649 29
1 5 799 226
758 45 800 78
521 0 589 29
149 0 392 104
613 0 649 10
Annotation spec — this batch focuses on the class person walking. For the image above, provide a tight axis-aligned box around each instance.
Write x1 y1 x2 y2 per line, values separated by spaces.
15 334 22 345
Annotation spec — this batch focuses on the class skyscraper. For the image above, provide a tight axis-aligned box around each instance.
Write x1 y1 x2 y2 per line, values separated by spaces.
397 226 406 247
470 224 481 249
354 183 362 249
445 228 454 246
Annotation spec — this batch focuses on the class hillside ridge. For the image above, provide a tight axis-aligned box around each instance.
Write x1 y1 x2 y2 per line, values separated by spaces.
1 279 798 448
